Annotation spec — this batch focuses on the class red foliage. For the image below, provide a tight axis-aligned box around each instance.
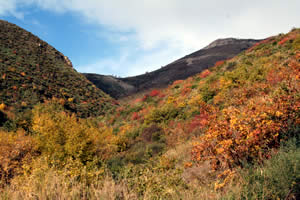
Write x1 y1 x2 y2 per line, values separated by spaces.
188 113 209 132
142 94 149 101
171 80 184 88
278 34 297 45
134 98 143 103
199 69 212 78
181 87 192 96
149 89 160 97
266 69 284 85
158 93 166 98
214 60 225 67
192 93 299 170
131 112 139 120
173 80 184 85
247 37 275 52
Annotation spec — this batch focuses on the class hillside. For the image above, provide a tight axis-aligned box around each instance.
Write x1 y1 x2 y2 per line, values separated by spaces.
1 28 299 199
84 38 260 98
93 28 300 198
0 20 116 120
82 73 136 99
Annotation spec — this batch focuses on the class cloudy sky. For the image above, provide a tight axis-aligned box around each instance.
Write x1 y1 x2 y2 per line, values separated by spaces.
0 0 299 77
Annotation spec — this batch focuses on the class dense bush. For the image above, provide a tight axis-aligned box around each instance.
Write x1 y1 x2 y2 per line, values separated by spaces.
144 105 180 124
226 138 300 199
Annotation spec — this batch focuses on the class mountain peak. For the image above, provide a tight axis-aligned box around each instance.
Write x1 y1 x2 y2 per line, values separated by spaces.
203 38 260 49
85 37 261 99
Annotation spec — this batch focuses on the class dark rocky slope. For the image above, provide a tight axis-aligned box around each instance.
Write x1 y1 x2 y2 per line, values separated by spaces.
84 38 260 98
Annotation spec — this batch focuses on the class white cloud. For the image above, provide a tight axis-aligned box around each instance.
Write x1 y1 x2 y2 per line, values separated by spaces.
0 0 24 19
78 43 186 77
1 0 300 76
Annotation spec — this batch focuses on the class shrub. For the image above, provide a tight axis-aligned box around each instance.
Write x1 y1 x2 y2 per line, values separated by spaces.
199 69 212 78
144 106 179 124
0 130 36 185
140 124 164 143
228 138 300 199
149 89 160 97
278 33 297 45
124 142 147 164
31 103 98 168
192 93 299 171
215 60 225 67
131 112 139 120
199 86 216 103
146 143 165 157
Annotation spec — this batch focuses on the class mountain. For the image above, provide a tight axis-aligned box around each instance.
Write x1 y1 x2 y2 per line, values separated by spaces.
88 28 298 198
0 20 116 119
1 23 299 199
82 74 136 100
84 38 260 98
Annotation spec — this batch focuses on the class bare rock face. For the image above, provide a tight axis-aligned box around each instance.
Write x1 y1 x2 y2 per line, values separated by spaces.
84 37 261 99
63 55 73 67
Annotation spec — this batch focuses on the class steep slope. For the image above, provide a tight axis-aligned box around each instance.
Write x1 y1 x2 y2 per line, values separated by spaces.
84 38 260 98
0 20 115 118
82 73 135 99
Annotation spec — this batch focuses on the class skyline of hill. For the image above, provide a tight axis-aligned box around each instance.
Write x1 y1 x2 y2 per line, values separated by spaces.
0 20 116 120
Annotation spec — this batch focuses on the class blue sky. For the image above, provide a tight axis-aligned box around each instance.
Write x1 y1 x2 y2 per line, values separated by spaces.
1 0 300 77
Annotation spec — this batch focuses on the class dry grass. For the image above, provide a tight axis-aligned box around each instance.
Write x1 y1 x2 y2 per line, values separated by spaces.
1 170 138 200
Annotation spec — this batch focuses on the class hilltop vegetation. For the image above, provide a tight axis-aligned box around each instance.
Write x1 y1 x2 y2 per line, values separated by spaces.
0 20 115 123
0 26 299 199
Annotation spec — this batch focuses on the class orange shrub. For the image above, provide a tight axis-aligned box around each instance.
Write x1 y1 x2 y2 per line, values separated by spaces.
188 113 209 133
149 89 160 97
199 69 212 78
192 94 299 170
278 33 297 45
214 60 225 67
0 130 37 184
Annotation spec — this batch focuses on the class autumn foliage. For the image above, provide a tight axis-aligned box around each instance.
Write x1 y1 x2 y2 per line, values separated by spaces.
149 89 160 97
214 60 225 67
198 69 212 78
0 28 299 199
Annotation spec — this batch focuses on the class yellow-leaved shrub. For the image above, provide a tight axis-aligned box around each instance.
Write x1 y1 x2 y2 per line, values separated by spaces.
31 102 117 170
0 130 36 184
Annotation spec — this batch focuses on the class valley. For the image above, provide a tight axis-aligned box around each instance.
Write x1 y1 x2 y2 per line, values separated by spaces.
0 20 299 199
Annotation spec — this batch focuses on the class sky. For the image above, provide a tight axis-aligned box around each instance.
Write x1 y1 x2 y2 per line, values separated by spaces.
0 0 299 77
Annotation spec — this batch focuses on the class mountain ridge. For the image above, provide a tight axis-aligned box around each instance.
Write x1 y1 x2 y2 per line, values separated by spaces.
84 37 261 98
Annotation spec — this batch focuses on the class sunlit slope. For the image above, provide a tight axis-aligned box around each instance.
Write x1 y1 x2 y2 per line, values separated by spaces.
105 28 299 170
